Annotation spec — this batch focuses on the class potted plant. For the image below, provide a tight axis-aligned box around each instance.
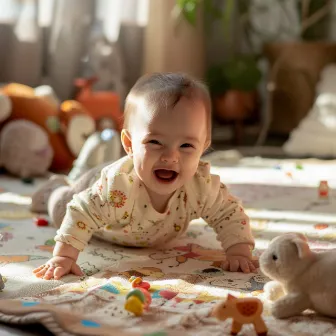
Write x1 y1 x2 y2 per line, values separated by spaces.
175 0 333 140
175 0 263 143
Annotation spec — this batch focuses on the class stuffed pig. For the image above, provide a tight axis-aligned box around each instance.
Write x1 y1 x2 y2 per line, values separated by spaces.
260 232 336 319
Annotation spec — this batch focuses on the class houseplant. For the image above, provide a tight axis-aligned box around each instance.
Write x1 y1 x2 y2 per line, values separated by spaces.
175 0 333 139
175 0 262 143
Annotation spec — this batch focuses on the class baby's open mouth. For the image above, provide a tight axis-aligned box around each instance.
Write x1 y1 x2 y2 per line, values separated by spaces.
154 169 178 183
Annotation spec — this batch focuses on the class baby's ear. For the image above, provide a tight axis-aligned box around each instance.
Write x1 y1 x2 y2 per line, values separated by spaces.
121 129 133 157
292 237 311 259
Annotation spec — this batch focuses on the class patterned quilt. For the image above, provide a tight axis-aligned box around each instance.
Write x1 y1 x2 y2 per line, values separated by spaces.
0 152 336 336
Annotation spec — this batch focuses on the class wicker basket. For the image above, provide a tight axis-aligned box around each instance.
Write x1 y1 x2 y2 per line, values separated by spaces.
263 42 336 135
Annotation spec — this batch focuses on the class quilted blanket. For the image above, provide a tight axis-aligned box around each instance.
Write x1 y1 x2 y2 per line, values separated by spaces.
0 152 336 336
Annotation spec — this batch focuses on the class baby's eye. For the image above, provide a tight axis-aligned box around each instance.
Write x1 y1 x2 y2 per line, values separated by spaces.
148 140 161 145
181 143 194 148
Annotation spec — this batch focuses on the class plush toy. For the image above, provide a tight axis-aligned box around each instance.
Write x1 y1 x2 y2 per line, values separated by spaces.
0 83 96 172
0 120 53 178
31 127 122 215
31 160 112 227
260 232 336 319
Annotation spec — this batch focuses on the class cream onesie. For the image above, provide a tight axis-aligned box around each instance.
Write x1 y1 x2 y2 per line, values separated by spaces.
55 156 254 251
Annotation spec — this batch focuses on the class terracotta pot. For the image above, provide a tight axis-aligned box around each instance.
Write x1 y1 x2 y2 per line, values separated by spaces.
214 90 258 122
263 42 336 134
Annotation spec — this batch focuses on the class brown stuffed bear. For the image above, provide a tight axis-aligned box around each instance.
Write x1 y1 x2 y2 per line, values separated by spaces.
0 83 96 173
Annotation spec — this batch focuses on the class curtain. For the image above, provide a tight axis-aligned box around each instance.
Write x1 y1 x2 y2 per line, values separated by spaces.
0 0 149 100
0 0 207 103
143 0 205 79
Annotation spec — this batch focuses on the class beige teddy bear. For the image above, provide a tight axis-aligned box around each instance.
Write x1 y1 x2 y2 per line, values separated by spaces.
260 232 336 319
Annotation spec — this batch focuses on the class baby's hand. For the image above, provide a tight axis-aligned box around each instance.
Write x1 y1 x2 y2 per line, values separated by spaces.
33 256 83 280
222 243 259 273
222 255 258 273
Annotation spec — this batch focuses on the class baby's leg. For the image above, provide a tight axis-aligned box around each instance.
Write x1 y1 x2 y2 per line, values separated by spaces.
48 164 107 228
48 186 75 228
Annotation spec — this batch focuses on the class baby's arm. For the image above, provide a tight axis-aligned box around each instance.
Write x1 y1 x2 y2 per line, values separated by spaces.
34 167 112 280
197 172 256 273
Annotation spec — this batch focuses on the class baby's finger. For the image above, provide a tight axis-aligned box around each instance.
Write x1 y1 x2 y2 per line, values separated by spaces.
34 265 49 278
54 266 66 280
229 260 240 272
33 265 46 273
252 259 259 268
249 261 257 273
239 259 250 273
220 260 229 271
43 265 56 280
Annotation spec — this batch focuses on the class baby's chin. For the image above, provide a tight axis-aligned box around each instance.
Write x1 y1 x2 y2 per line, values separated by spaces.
148 180 183 196
150 184 179 196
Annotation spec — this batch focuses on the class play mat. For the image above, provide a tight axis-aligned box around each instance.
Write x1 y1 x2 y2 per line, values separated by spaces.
0 151 336 335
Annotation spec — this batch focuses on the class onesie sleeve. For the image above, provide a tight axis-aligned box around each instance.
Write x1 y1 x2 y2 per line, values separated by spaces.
189 161 255 251
54 160 134 251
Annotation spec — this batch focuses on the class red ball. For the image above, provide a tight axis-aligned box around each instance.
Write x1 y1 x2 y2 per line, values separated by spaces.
34 217 49 226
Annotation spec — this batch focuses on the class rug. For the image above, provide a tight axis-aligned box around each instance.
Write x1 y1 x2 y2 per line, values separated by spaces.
0 153 336 335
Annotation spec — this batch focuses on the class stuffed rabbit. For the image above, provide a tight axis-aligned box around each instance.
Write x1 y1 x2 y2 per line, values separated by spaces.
260 232 336 319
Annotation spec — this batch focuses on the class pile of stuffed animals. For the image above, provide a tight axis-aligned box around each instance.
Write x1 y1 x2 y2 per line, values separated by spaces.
0 80 123 178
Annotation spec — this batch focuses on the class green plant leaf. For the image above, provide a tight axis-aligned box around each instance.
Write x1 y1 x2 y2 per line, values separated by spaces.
206 65 230 95
177 0 200 26
206 55 262 94
222 55 262 91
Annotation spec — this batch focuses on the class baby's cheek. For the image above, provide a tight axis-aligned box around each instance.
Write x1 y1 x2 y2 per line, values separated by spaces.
185 163 199 179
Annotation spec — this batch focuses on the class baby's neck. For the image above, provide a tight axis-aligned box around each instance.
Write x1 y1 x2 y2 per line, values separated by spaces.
145 187 174 213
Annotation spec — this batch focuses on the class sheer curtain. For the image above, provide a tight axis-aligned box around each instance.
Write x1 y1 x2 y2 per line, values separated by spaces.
0 0 149 100
0 0 206 101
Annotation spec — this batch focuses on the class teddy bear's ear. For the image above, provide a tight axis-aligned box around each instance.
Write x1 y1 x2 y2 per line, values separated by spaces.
292 237 311 259
227 294 236 301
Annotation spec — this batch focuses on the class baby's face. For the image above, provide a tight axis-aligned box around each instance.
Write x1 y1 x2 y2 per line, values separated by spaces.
129 97 207 198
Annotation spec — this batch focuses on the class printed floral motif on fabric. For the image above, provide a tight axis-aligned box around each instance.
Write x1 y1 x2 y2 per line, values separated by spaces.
109 190 127 208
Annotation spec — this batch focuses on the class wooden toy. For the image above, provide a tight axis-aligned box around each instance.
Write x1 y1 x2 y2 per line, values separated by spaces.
318 180 329 199
211 294 267 336
129 276 150 290
124 288 152 316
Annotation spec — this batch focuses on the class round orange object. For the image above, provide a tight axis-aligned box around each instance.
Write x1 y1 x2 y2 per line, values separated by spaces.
314 223 329 230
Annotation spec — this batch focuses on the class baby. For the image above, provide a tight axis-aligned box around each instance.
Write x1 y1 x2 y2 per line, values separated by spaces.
33 72 257 280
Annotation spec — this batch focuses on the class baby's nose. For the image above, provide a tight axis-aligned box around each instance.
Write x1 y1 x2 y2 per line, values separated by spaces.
161 149 179 163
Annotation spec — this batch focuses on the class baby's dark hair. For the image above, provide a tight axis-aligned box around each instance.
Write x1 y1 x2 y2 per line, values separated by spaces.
123 72 212 148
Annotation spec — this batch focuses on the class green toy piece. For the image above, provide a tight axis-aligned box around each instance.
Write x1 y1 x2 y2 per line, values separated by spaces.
126 289 145 303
